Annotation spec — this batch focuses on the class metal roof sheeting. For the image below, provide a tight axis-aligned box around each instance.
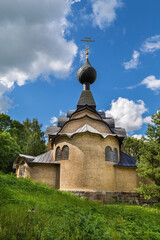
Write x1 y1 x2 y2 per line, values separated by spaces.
114 152 137 167
32 150 58 164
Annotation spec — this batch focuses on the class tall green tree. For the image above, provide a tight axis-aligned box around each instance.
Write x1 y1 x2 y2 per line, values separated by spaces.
22 118 46 156
0 132 20 173
123 136 144 160
137 110 160 200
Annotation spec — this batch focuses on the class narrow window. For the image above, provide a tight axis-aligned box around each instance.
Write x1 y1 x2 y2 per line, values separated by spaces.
56 147 61 160
62 146 69 160
113 148 118 162
105 146 112 161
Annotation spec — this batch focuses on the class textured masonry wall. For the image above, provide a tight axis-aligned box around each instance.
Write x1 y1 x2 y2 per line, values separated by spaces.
54 133 128 191
30 164 59 188
60 117 111 134
115 167 139 192
71 109 101 120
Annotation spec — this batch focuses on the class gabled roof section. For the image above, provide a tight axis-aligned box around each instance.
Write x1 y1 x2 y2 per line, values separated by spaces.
15 150 59 166
74 124 100 134
32 150 58 164
77 90 96 109
15 154 35 164
114 152 137 167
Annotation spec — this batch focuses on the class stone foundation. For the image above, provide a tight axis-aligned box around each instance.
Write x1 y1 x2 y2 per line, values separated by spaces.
68 190 157 204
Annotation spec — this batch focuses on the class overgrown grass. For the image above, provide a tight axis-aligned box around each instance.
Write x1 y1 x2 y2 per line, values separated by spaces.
0 171 160 240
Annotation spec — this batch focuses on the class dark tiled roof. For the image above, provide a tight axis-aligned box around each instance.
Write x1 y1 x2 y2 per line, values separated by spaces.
112 127 126 137
45 126 61 137
103 118 115 128
114 152 137 167
77 90 96 109
57 117 69 128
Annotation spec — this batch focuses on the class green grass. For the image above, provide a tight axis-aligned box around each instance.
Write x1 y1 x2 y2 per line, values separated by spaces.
0 172 160 240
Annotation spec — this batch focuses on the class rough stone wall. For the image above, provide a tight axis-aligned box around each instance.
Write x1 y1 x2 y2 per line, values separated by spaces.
54 133 125 191
69 190 157 204
30 164 60 188
71 109 101 120
60 117 111 134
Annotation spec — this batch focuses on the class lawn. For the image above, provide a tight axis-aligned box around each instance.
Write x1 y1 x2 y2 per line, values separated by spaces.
0 172 160 240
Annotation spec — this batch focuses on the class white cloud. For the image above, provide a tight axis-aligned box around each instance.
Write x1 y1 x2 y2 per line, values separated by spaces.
141 75 160 92
143 116 152 124
105 97 148 133
131 134 143 140
90 0 122 30
141 35 160 53
0 0 78 112
79 49 86 62
59 110 66 116
50 116 58 125
123 50 140 70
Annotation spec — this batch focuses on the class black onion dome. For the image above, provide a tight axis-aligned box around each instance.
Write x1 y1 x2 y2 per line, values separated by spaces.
77 59 97 84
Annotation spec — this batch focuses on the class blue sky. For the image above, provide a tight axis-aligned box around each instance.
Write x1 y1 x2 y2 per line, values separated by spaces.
0 0 160 138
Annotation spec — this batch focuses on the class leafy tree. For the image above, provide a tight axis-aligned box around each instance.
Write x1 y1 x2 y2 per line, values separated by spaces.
22 118 47 156
0 113 11 132
123 136 144 160
137 110 160 200
0 132 20 173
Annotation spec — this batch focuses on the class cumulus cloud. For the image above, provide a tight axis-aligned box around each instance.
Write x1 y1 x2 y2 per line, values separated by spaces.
131 134 143 140
50 116 58 125
90 0 122 29
141 75 160 92
0 0 78 112
141 35 160 53
105 97 149 133
123 50 140 70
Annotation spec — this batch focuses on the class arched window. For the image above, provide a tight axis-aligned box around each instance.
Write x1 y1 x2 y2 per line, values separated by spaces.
62 146 69 160
56 147 61 160
105 146 118 162
105 146 112 161
113 148 118 162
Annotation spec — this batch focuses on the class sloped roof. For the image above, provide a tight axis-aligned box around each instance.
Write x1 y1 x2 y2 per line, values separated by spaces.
32 150 58 164
58 124 118 139
75 124 100 134
77 90 96 109
15 150 59 166
114 152 137 167
45 126 61 137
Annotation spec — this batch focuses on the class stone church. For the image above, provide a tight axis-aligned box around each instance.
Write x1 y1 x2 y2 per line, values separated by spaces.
15 46 141 201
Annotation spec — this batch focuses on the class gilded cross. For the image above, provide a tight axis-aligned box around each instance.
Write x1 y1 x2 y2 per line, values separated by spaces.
81 37 95 60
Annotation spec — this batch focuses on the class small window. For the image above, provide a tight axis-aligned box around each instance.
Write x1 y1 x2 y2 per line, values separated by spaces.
113 148 118 162
62 146 69 160
105 146 118 162
105 146 112 161
56 147 61 160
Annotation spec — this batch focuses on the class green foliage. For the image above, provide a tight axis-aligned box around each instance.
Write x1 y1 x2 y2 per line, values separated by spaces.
0 172 160 240
123 136 144 160
22 118 46 156
0 114 47 173
0 132 20 173
137 110 160 200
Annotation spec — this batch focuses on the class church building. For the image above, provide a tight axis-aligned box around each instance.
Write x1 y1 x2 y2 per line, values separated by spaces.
15 41 141 202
